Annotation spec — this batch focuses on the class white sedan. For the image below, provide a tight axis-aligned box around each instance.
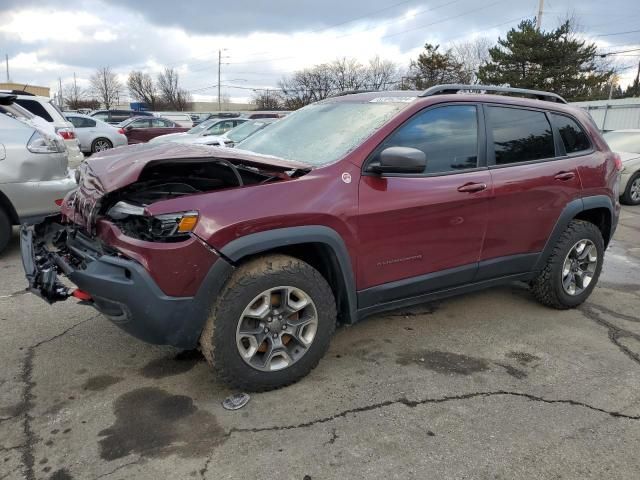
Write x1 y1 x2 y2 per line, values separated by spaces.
603 129 640 205
65 113 128 154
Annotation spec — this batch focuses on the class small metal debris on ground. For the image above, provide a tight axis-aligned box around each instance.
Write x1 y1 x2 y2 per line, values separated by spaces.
222 392 250 410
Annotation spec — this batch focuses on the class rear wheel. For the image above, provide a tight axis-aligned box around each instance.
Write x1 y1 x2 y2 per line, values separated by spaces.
531 220 604 309
0 208 12 254
199 254 336 391
621 172 640 206
91 138 112 153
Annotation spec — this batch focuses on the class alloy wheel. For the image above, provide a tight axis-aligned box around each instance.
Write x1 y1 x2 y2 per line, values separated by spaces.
94 139 111 152
561 239 598 296
630 177 640 203
235 286 318 372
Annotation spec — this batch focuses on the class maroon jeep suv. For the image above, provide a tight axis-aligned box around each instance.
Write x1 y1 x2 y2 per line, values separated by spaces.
22 85 621 391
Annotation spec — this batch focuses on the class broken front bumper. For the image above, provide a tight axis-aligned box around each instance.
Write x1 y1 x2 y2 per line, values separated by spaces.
21 216 234 349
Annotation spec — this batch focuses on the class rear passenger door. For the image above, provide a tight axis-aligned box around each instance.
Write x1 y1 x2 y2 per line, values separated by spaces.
478 105 586 279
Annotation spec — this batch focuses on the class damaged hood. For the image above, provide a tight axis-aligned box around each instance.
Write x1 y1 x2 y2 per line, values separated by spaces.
83 142 311 194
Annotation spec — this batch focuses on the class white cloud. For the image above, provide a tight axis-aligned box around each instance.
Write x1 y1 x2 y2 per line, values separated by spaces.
0 9 102 43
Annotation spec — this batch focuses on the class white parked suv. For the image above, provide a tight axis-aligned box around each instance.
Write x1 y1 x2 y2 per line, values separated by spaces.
7 92 85 168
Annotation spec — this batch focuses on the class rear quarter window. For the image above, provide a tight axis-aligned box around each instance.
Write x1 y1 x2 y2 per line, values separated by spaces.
14 99 54 122
550 113 591 154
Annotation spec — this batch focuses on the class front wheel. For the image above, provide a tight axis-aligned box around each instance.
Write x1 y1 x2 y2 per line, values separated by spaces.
199 255 336 391
531 220 604 309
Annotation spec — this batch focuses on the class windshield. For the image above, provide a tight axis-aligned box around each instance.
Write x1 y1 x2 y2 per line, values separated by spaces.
187 118 216 134
603 131 640 154
237 101 408 165
227 120 272 143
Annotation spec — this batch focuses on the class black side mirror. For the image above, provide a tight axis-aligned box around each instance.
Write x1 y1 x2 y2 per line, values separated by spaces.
124 125 134 131
370 146 426 175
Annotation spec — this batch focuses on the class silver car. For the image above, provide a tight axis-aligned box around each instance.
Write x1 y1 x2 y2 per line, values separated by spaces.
149 118 246 144
0 94 76 253
603 130 640 206
65 113 128 154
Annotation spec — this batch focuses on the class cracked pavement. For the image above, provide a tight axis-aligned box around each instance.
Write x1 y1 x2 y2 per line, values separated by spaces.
1 206 639 480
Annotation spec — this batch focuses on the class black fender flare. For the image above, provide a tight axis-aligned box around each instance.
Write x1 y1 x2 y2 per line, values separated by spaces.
219 225 358 323
532 195 615 273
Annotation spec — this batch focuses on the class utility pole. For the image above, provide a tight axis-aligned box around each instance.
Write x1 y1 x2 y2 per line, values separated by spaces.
218 49 222 112
536 0 544 30
58 77 63 108
5 54 9 82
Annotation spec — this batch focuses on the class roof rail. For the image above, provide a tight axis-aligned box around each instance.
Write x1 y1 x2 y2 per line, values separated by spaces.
418 84 567 104
329 89 376 98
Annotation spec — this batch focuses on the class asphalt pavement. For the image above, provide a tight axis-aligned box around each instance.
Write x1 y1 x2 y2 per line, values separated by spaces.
1 206 639 480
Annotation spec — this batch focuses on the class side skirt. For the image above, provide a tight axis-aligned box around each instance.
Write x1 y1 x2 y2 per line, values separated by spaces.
356 272 531 321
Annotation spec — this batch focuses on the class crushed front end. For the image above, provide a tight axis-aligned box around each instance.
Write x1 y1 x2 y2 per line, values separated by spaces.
21 215 230 349
20 145 308 348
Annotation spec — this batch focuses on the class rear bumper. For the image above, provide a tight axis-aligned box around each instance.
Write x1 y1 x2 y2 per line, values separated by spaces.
21 217 234 349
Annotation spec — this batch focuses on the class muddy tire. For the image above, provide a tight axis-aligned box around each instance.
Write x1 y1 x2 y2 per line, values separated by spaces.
531 220 604 309
199 254 336 392
0 208 11 255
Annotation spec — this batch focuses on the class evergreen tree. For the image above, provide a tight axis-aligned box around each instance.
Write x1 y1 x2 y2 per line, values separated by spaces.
403 43 469 90
477 19 613 101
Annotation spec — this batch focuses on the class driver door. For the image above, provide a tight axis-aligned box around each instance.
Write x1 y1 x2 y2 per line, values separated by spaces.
357 104 491 304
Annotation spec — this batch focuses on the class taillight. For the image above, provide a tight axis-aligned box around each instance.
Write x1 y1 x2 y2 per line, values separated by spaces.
58 129 75 140
117 128 125 135
613 153 623 171
54 199 63 206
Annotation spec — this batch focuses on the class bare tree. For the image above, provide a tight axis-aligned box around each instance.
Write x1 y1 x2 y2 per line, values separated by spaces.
157 67 191 110
279 64 334 109
450 37 493 84
63 74 86 110
252 90 282 110
366 56 398 90
90 67 122 109
329 57 368 92
127 71 159 109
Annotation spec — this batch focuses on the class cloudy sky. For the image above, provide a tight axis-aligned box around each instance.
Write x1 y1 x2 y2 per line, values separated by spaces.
1 0 638 103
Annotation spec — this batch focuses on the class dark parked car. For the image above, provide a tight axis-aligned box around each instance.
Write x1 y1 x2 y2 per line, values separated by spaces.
90 109 153 125
22 85 620 392
119 116 189 144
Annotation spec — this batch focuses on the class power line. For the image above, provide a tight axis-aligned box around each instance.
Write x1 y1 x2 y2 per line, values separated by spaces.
171 0 424 71
596 28 640 37
212 0 471 67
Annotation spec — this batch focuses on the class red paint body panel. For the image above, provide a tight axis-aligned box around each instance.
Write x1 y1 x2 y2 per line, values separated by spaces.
357 171 491 289
95 219 218 296
125 126 189 144
482 157 583 259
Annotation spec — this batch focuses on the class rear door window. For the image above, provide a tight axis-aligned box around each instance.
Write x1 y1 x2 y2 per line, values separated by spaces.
487 106 555 165
14 99 54 122
550 113 591 154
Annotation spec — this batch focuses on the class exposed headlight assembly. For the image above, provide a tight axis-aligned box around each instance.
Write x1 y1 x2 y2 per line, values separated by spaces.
107 201 199 242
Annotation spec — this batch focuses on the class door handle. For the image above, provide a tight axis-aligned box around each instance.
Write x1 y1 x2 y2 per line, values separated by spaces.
457 182 487 193
554 171 575 181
